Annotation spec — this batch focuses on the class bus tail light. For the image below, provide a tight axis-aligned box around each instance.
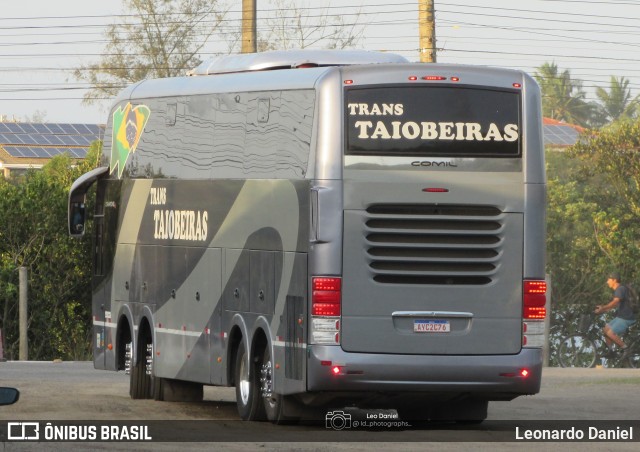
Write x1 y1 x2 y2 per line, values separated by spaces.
523 280 547 348
311 277 341 345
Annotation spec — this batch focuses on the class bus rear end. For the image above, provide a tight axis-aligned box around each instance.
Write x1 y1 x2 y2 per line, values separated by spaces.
307 64 546 421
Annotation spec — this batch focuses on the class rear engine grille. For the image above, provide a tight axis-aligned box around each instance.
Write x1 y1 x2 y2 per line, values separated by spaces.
365 204 504 285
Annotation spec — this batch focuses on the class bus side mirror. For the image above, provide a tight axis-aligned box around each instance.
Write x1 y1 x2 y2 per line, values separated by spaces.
68 166 109 238
0 387 19 406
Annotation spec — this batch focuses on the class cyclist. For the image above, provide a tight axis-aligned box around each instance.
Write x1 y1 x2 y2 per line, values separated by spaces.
594 272 637 357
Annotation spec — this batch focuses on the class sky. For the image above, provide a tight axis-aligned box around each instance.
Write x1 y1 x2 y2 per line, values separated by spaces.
1 0 639 124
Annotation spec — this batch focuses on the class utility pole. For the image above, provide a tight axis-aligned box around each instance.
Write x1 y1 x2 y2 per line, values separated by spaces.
241 0 257 53
19 267 28 361
419 0 436 63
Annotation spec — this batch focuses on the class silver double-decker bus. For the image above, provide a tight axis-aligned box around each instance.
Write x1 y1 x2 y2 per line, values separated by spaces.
69 50 546 423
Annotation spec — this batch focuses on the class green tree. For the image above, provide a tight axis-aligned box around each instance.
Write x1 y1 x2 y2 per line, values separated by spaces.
595 76 639 125
547 118 640 324
256 0 365 51
74 0 229 103
0 144 100 360
534 62 594 127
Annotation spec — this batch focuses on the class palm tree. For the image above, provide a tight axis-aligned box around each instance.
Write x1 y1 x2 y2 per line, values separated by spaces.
595 76 639 124
534 62 594 127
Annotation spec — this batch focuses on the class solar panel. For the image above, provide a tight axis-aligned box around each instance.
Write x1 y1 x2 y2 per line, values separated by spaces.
7 135 25 144
19 134 37 145
48 135 64 145
46 124 65 134
69 124 87 134
0 122 102 161
543 124 580 147
3 146 25 157
33 135 51 145
32 124 51 134
20 147 38 158
59 124 77 134
33 148 52 158
84 124 101 134
19 124 37 134
70 148 89 158
5 123 25 133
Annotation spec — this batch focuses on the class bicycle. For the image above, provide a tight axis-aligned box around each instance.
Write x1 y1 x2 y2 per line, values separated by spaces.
557 313 640 368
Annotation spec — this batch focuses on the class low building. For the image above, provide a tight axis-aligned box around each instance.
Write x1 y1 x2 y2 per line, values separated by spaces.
0 122 104 178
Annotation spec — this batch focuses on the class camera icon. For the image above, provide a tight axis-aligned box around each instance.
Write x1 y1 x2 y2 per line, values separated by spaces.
325 410 352 430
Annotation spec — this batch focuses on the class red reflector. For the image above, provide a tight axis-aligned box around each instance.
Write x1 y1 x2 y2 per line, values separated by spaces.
321 361 332 367
423 188 449 193
422 75 446 81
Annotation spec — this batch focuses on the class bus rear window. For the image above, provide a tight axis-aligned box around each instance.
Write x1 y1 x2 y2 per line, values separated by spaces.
345 86 521 157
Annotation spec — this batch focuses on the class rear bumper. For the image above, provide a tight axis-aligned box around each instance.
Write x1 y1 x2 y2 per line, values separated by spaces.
307 345 542 399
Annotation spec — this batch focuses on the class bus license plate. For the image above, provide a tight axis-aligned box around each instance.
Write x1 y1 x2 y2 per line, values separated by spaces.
414 320 450 333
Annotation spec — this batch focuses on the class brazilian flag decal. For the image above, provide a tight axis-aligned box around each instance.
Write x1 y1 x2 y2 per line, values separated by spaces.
110 103 151 179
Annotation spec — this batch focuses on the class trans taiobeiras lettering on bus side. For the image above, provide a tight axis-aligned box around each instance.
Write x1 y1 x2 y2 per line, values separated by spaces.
347 102 519 142
152 209 208 242
149 186 209 242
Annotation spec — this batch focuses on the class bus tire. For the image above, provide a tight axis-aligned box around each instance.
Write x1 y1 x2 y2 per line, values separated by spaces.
153 377 165 401
261 348 299 424
130 339 152 399
235 342 266 421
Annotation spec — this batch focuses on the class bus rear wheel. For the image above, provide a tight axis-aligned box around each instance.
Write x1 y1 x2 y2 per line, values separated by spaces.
261 348 299 424
234 342 266 421
130 339 153 399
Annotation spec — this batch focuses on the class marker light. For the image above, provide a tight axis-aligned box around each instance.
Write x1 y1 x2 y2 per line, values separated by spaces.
344 80 353 85
513 83 522 88
422 75 447 81
450 76 460 82
408 76 418 81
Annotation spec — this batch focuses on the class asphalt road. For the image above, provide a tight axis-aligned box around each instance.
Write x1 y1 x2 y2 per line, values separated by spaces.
0 361 639 450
